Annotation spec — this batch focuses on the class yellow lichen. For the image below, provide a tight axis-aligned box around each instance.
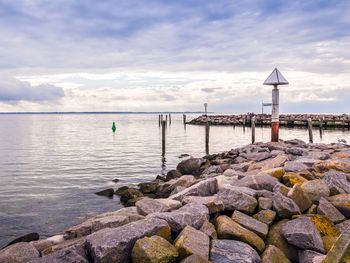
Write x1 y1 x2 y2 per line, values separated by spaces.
307 215 340 237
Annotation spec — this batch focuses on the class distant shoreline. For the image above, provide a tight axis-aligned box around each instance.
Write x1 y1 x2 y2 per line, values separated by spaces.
0 111 211 115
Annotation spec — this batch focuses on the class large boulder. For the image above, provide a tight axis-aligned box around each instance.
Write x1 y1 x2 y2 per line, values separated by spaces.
301 179 330 202
287 184 312 212
323 170 350 195
236 174 278 191
231 210 268 239
148 203 209 233
176 158 209 176
328 194 350 218
261 245 290 263
169 178 217 202
210 239 261 263
0 242 40 263
272 192 301 218
182 196 224 214
85 218 171 263
217 186 257 214
135 198 182 216
131 236 178 263
64 208 144 239
281 217 325 253
317 197 346 224
174 226 210 260
215 215 265 253
266 219 299 262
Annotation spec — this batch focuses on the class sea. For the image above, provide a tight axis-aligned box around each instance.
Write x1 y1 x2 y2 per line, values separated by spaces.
0 113 349 248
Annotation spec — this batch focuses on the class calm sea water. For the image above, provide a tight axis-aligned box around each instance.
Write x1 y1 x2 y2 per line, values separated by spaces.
0 113 349 247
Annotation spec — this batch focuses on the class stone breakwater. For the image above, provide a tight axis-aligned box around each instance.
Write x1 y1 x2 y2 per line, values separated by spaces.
189 114 350 128
2 140 350 262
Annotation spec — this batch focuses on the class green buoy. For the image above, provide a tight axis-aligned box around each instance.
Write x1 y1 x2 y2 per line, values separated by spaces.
112 122 116 133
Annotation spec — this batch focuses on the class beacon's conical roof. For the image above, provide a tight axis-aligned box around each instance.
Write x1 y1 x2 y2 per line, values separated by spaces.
263 68 289 85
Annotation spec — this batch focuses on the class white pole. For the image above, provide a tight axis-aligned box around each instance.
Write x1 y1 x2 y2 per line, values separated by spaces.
271 85 279 142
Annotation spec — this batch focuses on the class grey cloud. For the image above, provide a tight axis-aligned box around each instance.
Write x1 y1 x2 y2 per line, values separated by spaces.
0 77 64 104
201 87 223 93
160 94 176 101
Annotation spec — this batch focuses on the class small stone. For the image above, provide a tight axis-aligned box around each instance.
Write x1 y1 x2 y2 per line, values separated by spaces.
176 158 209 176
200 220 217 239
174 226 210 260
266 219 298 262
253 210 276 226
119 188 143 203
258 197 273 210
287 184 312 212
272 192 301 218
0 242 40 263
166 169 182 181
231 210 268 239
182 196 224 214
131 235 178 263
261 245 290 263
215 215 265 253
281 217 325 253
301 179 330 202
217 186 257 214
317 197 346 224
298 250 326 263
323 234 350 263
210 239 261 263
95 188 114 198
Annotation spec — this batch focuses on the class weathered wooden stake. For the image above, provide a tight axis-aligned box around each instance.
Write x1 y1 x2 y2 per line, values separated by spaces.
161 120 166 154
158 114 161 126
308 118 313 143
251 116 256 144
169 114 171 125
183 114 186 125
205 120 210 155
165 114 168 126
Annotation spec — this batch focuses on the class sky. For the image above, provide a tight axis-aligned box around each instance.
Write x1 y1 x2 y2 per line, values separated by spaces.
0 0 349 113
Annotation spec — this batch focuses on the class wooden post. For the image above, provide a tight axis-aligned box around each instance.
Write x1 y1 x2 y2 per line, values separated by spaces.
308 118 313 143
319 117 323 130
165 114 168 126
169 114 171 125
161 120 166 154
158 114 161 126
251 116 256 144
161 114 163 122
205 120 210 155
183 114 186 125
271 85 279 142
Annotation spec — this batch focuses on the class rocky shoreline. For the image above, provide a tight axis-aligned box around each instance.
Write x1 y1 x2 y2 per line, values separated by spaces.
2 139 350 262
189 114 350 128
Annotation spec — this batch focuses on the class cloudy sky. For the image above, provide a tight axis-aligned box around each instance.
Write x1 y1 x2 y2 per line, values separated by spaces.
0 0 349 113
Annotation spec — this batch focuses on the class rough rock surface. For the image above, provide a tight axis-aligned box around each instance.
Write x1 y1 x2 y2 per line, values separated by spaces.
298 250 326 263
215 215 265 253
281 217 325 253
180 254 210 263
210 239 261 263
148 203 209 233
323 169 350 195
217 186 257 213
174 226 210 260
301 179 330 202
253 210 276 226
136 198 182 216
169 178 217 201
231 210 268 239
0 242 40 263
85 218 171 263
200 220 217 239
182 195 224 214
236 174 278 191
336 220 350 235
176 158 208 175
261 245 290 263
323 234 350 263
317 197 346 224
328 194 350 218
131 235 178 263
272 192 301 218
287 184 312 212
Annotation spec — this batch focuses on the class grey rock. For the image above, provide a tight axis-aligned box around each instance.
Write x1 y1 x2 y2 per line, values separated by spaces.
285 139 307 146
138 181 160 194
236 174 278 191
217 186 257 213
28 244 88 263
166 169 182 181
317 197 346 224
231 210 268 239
135 198 182 216
281 217 325 253
169 178 217 201
157 175 196 198
307 151 331 160
176 158 209 176
244 152 271 162
30 235 65 253
284 161 309 172
202 165 223 175
301 179 330 202
148 203 209 233
273 192 301 218
298 250 326 263
287 184 313 213
328 194 350 218
5 233 39 248
182 195 224 214
323 169 350 195
286 147 305 156
336 220 350 235
222 168 239 177
95 188 114 198
200 220 217 239
181 254 210 263
0 242 40 263
210 239 261 263
85 218 170 263
261 245 290 263
258 197 273 210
